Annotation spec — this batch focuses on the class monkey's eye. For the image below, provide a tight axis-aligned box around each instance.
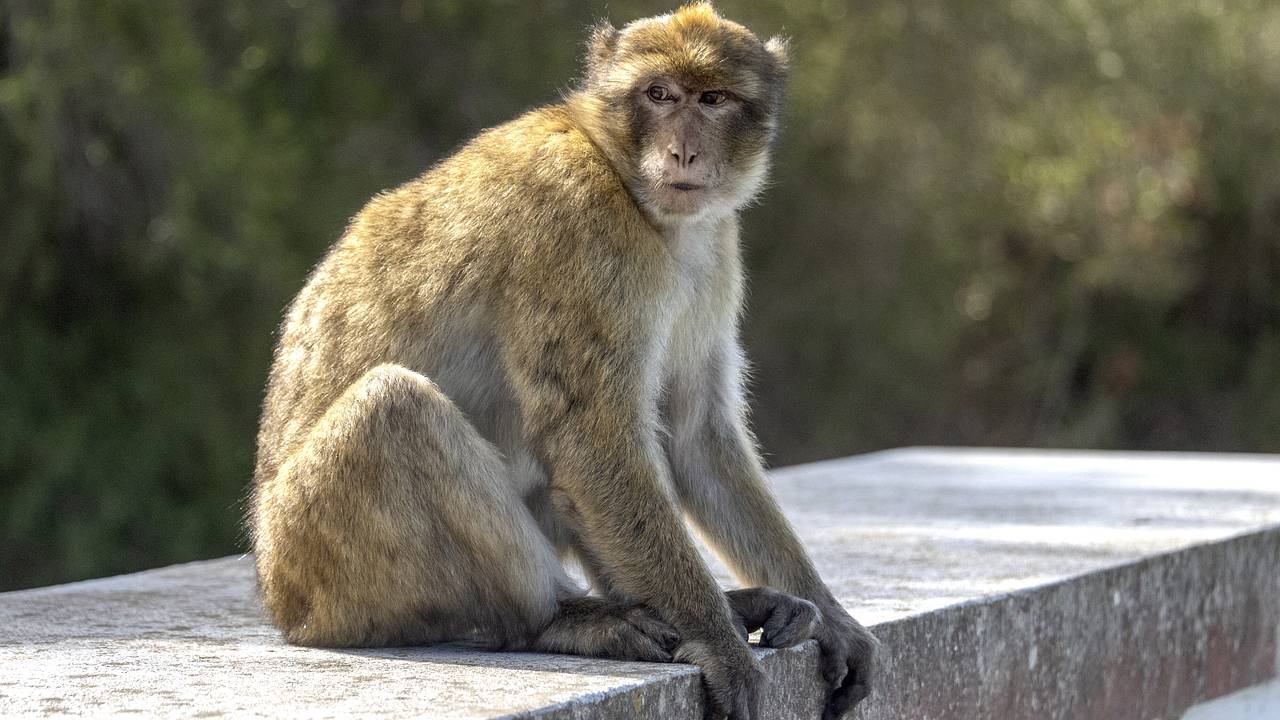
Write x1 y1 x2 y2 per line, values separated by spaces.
646 85 674 103
699 91 727 106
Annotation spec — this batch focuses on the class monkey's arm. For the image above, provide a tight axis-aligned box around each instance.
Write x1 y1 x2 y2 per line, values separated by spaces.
667 337 879 717
500 289 765 718
666 339 828 596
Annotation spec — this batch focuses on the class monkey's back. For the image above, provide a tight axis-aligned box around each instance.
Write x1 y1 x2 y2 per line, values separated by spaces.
251 104 661 503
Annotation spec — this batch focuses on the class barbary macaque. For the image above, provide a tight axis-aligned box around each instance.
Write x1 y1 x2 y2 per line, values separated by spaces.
249 4 878 718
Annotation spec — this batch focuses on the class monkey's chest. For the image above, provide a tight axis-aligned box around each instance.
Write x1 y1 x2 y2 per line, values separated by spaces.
658 237 730 384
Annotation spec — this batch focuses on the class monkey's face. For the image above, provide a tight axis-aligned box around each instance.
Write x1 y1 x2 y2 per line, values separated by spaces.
582 3 790 222
631 78 765 219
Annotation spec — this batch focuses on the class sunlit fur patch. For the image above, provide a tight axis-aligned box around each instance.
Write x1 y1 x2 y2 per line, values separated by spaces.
721 149 772 209
588 3 785 112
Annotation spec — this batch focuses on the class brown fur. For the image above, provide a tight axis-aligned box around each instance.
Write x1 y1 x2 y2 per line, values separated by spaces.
249 4 876 718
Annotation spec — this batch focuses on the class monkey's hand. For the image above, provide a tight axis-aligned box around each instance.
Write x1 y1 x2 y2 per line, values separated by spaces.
725 587 819 649
814 603 879 719
676 635 764 720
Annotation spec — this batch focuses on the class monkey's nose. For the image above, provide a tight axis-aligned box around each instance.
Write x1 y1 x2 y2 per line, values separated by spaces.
668 144 698 169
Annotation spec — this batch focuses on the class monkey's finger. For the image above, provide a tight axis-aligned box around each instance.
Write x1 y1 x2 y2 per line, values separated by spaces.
825 644 875 720
845 630 877 691
701 689 730 720
732 685 760 720
757 606 788 647
714 688 749 720
823 676 869 720
820 640 850 688
760 598 818 648
723 587 767 631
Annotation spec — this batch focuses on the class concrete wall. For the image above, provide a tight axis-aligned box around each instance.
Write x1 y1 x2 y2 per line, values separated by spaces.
2 448 1278 718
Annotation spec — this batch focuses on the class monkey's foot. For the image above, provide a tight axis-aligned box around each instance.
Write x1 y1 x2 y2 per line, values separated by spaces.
531 596 681 662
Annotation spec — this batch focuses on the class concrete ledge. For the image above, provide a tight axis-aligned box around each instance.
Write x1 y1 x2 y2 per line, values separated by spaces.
2 448 1279 718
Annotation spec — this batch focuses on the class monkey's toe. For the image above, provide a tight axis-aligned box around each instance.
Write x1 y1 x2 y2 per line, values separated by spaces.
623 606 681 652
535 596 681 662
608 624 675 662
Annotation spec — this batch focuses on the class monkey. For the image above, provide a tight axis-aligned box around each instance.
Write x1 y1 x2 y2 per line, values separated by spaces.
248 3 878 719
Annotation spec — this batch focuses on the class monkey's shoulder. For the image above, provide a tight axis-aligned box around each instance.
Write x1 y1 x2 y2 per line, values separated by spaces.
447 106 662 258
440 108 633 218
337 105 667 315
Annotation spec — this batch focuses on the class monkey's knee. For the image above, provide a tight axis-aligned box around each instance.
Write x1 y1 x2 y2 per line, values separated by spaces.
347 364 470 445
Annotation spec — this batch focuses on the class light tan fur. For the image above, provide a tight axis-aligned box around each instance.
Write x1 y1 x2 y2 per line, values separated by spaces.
249 4 876 718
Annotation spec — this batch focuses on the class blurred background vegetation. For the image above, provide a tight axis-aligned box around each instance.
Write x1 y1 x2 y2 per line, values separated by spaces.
2 0 1278 591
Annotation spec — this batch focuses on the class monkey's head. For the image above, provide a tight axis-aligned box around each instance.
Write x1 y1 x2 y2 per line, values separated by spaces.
576 2 790 223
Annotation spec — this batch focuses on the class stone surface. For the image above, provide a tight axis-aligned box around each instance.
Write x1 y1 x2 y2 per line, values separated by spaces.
1183 677 1280 720
2 447 1279 718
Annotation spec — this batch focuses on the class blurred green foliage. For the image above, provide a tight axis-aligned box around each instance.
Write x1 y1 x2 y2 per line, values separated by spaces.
2 0 1278 590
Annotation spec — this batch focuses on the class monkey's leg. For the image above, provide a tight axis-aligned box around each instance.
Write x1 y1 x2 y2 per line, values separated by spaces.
532 595 680 661
540 492 811 656
526 484 681 659
531 487 632 601
554 513 814 655
256 363 676 660
256 363 564 647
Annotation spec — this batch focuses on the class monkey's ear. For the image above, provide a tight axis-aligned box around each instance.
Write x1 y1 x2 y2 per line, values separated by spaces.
587 20 620 73
765 35 791 73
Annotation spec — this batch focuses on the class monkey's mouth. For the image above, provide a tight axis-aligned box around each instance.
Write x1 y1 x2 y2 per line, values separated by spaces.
668 183 706 192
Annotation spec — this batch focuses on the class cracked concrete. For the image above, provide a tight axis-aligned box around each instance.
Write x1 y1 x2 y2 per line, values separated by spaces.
2 447 1278 718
